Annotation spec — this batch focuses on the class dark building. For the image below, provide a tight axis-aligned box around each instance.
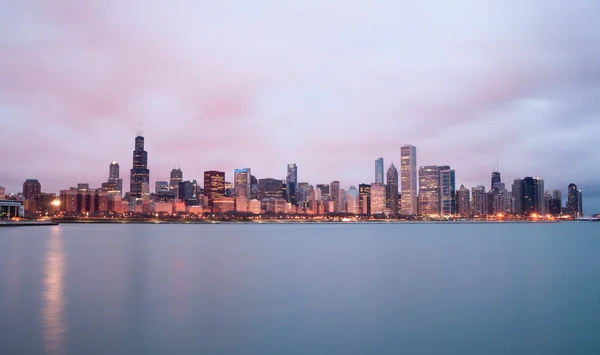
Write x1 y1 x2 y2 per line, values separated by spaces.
108 161 123 196
169 168 183 198
386 163 399 215
129 135 150 199
179 180 198 206
281 183 288 202
566 183 579 217
491 171 501 192
287 164 298 205
250 175 258 200
512 179 523 215
487 191 495 215
258 178 283 200
359 183 371 215
549 199 562 216
23 179 42 211
521 177 538 216
204 171 225 205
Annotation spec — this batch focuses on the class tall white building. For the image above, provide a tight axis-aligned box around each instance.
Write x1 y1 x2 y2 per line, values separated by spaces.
400 145 417 215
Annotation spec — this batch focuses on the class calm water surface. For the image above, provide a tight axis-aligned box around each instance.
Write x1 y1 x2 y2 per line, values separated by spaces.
0 223 599 355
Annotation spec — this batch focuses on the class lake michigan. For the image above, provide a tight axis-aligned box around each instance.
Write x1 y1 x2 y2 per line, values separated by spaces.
1 222 599 355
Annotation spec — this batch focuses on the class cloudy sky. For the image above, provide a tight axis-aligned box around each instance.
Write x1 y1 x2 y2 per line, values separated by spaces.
1 0 599 212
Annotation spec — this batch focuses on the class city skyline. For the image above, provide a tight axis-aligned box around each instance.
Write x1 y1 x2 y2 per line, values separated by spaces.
0 131 596 213
1 1 599 212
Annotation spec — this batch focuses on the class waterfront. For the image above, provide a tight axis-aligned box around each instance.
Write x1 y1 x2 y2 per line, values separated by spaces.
1 223 599 355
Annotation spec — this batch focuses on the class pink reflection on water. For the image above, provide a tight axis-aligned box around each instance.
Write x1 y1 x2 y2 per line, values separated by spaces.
42 227 67 355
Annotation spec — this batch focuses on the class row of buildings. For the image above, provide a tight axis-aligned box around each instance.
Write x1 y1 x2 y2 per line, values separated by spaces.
1 135 585 218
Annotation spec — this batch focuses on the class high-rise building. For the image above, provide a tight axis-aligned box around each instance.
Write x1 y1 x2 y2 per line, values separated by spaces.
491 171 501 191
258 178 283 200
347 186 359 214
204 171 225 205
386 163 399 215
370 183 386 215
234 168 251 197
400 145 417 215
456 185 470 216
169 168 183 198
23 179 42 211
179 180 198 205
339 189 347 213
330 181 340 212
535 178 545 215
0 186 5 200
359 184 371 214
250 175 258 200
522 177 538 216
108 161 123 196
566 183 579 217
286 164 298 205
512 179 523 215
130 135 150 199
578 190 583 217
471 185 487 216
439 166 456 215
418 166 440 215
375 158 384 185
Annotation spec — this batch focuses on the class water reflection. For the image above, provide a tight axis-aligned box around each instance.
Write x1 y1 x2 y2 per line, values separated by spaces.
42 227 66 355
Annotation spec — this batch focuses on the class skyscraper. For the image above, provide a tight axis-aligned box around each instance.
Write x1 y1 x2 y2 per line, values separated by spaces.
578 190 583 217
286 164 298 205
347 185 359 214
512 179 523 215
386 163 399 215
418 166 440 215
250 175 258 200
359 184 371 214
108 161 123 196
439 166 456 215
522 177 538 216
400 145 417 215
330 181 340 212
169 168 183 198
491 171 501 191
370 183 386 214
234 168 251 197
375 158 384 185
456 185 470 216
130 135 150 199
566 183 579 217
471 185 487 216
179 180 198 205
23 179 41 211
535 178 545 215
204 171 225 205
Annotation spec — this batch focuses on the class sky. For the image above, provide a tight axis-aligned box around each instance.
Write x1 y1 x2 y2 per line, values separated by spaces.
1 0 599 213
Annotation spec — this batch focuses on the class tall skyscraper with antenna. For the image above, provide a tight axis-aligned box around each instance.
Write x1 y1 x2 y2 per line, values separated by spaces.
129 131 150 199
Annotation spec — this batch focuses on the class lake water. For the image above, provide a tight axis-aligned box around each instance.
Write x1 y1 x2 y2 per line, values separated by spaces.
0 223 599 355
